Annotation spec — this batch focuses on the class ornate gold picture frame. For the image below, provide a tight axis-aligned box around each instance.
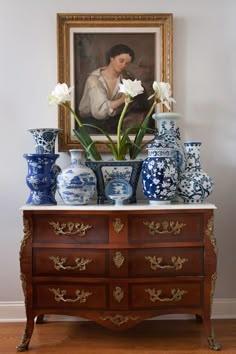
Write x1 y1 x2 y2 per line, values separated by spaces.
57 13 173 152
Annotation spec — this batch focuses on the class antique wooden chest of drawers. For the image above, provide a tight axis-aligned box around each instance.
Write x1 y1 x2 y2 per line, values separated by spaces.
17 203 220 351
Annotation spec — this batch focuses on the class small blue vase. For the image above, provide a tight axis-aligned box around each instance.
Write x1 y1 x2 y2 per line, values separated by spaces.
141 139 178 204
24 153 59 205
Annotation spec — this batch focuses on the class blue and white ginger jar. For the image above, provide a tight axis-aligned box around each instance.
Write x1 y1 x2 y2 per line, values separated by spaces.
57 149 97 205
141 139 178 204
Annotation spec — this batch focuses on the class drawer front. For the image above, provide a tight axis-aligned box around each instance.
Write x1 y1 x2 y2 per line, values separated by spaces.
33 214 109 244
128 213 204 243
129 247 204 277
34 283 107 309
130 281 202 309
33 249 107 277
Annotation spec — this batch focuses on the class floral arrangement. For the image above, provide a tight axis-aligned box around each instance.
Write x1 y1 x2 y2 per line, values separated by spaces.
48 80 175 161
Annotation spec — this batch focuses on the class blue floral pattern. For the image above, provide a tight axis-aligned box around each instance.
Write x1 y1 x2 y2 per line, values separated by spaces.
177 142 214 203
141 140 178 204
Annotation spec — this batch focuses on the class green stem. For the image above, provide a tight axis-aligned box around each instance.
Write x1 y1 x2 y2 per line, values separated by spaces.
142 100 156 127
116 101 129 158
63 102 83 127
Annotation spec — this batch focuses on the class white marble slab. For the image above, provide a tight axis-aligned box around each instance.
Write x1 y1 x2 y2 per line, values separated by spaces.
20 201 216 211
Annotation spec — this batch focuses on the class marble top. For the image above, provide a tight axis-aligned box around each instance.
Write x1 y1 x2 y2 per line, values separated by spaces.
20 201 216 211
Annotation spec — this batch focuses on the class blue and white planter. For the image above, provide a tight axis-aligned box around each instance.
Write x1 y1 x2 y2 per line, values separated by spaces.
24 153 59 205
141 139 178 204
177 142 214 203
57 149 97 205
85 159 143 204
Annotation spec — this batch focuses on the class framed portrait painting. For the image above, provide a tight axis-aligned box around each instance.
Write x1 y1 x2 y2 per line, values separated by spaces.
57 13 173 152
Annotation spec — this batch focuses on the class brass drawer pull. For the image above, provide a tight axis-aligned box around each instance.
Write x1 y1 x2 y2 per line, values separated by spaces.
143 220 186 235
49 256 92 271
49 221 92 236
49 288 92 303
145 256 188 270
145 288 188 303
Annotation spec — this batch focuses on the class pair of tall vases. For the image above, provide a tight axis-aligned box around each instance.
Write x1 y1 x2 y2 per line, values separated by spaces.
141 113 214 204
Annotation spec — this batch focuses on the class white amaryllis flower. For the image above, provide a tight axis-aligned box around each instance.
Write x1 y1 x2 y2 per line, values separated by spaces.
119 79 144 99
150 81 176 110
48 83 73 105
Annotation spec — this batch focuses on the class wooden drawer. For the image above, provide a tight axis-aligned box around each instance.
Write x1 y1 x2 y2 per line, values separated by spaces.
33 214 109 244
128 213 204 243
130 281 202 309
129 247 204 277
34 283 107 309
33 249 107 277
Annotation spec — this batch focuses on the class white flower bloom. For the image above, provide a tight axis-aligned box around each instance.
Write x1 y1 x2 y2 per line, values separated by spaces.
48 83 73 105
119 79 144 98
151 81 176 110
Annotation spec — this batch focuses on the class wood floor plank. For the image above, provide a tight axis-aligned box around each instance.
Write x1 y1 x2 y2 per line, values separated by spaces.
0 319 235 353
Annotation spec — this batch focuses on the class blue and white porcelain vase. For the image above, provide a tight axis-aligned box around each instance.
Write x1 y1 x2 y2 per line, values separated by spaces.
57 149 97 205
24 153 59 205
28 128 62 198
177 142 214 203
141 139 178 204
28 128 61 153
152 113 186 175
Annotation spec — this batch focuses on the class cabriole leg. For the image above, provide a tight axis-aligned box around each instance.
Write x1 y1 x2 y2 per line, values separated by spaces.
203 318 221 351
207 327 221 351
16 318 34 352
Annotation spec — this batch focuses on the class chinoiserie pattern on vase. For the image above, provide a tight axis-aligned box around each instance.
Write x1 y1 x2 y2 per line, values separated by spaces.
28 127 61 199
152 112 186 175
85 160 143 204
177 142 214 203
57 149 97 205
28 128 61 153
24 153 59 205
141 139 178 204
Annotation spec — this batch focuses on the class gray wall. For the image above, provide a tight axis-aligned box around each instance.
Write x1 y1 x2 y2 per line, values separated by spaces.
0 0 235 308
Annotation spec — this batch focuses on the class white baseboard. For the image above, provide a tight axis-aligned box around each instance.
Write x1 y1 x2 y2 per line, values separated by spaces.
0 299 235 322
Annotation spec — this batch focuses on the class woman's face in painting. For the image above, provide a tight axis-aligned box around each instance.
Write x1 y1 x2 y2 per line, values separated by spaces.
109 53 132 74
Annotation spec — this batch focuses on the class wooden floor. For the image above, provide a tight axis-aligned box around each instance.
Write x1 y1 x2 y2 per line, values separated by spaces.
1 319 236 354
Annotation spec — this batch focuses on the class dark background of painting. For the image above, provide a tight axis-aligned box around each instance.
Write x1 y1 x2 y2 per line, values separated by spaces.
73 33 156 134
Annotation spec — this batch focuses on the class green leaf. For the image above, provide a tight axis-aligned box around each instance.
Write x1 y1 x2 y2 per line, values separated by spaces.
73 128 102 161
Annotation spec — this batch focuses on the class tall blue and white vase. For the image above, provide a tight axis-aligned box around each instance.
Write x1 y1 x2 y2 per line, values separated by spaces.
177 142 214 203
28 128 62 197
57 149 97 205
28 128 61 153
152 113 186 175
24 153 59 205
141 139 178 204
